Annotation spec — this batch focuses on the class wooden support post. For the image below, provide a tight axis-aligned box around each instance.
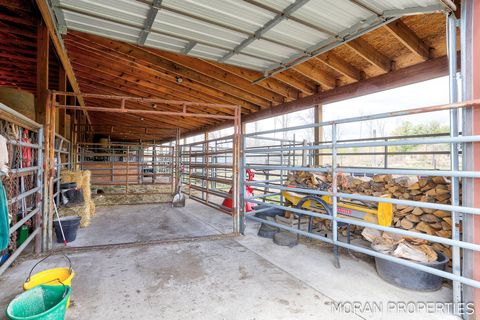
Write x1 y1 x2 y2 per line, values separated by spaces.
58 67 67 137
71 111 77 169
36 21 49 124
37 20 49 251
47 94 56 250
314 104 323 166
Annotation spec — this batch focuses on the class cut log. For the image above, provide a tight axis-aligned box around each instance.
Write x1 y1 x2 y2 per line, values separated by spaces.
405 214 420 223
361 227 382 242
411 207 424 216
400 218 415 230
433 210 450 218
393 242 437 263
416 221 434 235
420 213 440 223
432 176 450 184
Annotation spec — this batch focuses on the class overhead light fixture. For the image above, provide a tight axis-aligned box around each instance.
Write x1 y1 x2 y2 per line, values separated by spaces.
176 76 183 84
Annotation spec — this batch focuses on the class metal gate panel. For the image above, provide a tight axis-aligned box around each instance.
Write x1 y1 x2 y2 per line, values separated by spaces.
0 103 43 276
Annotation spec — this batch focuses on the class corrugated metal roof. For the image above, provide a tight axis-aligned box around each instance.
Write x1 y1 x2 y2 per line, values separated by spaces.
56 0 452 75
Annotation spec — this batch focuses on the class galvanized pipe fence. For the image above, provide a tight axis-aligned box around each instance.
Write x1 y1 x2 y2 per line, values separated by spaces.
241 99 480 305
77 142 175 197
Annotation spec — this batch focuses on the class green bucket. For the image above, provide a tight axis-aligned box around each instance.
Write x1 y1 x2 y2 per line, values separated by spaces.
6 285 71 320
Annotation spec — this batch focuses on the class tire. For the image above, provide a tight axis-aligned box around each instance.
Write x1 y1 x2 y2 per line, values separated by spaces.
273 231 298 247
257 223 279 239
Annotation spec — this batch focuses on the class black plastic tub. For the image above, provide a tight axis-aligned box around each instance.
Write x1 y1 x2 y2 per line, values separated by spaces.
54 216 81 243
61 182 84 205
253 204 285 220
375 252 448 291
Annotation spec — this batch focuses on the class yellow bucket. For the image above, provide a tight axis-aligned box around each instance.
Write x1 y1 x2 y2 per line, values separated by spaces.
23 254 74 308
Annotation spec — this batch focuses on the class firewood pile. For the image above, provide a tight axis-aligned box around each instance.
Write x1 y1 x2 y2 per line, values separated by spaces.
285 170 456 263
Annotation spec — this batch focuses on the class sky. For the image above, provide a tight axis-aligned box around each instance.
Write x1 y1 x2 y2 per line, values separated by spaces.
242 76 452 143
191 76 452 144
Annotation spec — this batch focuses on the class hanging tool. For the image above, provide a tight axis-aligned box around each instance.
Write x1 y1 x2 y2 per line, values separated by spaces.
172 168 186 208
172 128 185 207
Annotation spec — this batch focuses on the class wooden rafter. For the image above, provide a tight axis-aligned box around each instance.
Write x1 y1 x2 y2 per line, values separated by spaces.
69 32 269 110
273 69 317 95
143 48 286 104
384 20 430 61
64 34 259 113
315 52 363 82
345 38 392 73
293 61 337 89
200 61 299 101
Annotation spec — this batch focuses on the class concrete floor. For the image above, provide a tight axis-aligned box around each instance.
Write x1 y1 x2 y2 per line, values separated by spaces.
0 200 456 319
54 202 232 247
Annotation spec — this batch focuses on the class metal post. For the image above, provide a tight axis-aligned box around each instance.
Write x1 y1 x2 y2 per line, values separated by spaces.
331 123 340 268
448 12 462 309
240 121 246 234
280 140 284 205
36 127 44 253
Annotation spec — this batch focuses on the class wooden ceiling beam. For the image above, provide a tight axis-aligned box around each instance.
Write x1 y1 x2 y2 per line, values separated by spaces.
69 32 267 109
293 61 337 89
68 53 237 117
181 55 452 138
144 48 285 104
66 34 260 112
315 52 362 82
204 61 300 100
345 38 392 73
384 20 430 61
66 45 238 113
272 70 317 95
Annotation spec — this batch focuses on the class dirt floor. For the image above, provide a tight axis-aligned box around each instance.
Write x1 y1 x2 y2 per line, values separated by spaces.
0 201 457 319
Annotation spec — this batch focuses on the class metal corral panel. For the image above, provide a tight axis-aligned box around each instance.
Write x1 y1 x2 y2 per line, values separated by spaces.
56 0 452 73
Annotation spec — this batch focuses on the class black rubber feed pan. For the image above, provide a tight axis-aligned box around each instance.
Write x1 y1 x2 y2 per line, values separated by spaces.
375 251 448 291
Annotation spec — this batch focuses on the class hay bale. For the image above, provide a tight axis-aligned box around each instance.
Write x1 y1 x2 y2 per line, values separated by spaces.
60 170 95 226
58 203 91 227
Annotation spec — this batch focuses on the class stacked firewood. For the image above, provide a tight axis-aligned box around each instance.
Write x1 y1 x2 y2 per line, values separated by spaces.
285 170 455 262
